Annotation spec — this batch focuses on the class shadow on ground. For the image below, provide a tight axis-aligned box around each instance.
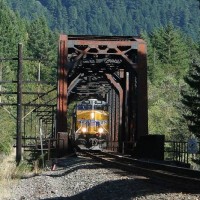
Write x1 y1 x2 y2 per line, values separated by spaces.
38 156 200 200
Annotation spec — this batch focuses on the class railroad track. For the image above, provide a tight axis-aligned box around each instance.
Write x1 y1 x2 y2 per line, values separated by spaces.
78 149 200 192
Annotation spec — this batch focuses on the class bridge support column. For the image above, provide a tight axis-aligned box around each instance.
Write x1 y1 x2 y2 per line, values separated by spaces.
124 71 129 142
115 93 119 143
57 35 68 133
57 35 69 153
136 41 148 140
129 71 136 142
105 73 123 152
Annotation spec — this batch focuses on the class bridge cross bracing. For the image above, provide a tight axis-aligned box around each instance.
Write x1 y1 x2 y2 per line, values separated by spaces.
57 35 148 152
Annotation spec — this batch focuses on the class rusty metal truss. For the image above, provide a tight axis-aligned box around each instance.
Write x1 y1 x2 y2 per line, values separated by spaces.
57 35 148 153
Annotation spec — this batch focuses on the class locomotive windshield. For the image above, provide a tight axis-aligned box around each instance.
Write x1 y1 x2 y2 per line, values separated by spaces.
77 104 92 110
77 99 108 111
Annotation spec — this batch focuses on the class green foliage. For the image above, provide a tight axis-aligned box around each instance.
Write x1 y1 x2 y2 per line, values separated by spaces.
5 0 200 40
6 0 49 21
145 24 191 140
0 1 57 155
181 44 200 138
0 0 199 155
0 1 25 154
26 17 58 82
0 0 27 58
144 23 190 84
0 110 15 154
11 160 32 179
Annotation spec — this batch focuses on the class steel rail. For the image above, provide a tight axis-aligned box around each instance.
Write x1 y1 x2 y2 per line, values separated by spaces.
79 150 200 192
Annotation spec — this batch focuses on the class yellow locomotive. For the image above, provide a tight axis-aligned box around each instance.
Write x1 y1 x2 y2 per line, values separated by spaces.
73 99 109 149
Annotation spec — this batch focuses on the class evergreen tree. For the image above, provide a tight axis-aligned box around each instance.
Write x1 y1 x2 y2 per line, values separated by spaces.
6 0 49 20
27 17 55 59
0 0 26 154
0 0 26 58
181 44 200 138
26 17 57 82
5 0 200 40
145 25 190 140
150 23 189 81
141 31 162 83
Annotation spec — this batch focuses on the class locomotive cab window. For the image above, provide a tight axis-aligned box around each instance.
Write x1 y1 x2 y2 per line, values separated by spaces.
77 104 92 110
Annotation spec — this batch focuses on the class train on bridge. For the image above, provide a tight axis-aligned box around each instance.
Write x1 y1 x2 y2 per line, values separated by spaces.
71 99 109 149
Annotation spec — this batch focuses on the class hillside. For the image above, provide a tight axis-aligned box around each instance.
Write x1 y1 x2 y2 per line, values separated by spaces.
5 0 200 40
0 0 200 156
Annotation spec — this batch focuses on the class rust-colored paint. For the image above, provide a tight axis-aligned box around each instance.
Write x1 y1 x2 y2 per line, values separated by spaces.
129 71 136 142
105 73 123 149
124 72 129 142
68 40 136 46
57 35 68 133
136 42 148 139
115 93 119 142
56 35 148 152
112 91 116 142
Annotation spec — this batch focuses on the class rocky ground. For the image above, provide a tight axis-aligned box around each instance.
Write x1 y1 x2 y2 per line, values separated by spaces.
1 154 200 200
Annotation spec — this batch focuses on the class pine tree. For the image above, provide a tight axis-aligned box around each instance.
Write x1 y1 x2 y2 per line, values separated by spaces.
27 17 55 59
0 0 26 57
150 23 190 81
181 44 200 138
26 17 57 82
141 31 162 83
0 0 27 154
145 25 191 140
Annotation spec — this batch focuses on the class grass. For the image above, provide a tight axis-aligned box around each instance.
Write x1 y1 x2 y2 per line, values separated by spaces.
0 148 16 199
0 148 41 195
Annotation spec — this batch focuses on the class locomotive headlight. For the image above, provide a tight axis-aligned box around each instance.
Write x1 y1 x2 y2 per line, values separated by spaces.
81 127 87 133
98 127 104 134
91 112 95 119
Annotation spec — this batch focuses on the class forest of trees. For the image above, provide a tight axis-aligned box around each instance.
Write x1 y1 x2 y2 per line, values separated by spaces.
0 0 57 154
143 24 200 141
5 0 200 40
0 0 200 154
181 44 200 138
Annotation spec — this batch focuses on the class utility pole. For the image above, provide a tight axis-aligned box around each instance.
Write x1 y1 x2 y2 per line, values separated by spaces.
16 43 23 164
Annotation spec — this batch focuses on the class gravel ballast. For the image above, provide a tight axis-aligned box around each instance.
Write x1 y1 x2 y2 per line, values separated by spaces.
2 155 200 200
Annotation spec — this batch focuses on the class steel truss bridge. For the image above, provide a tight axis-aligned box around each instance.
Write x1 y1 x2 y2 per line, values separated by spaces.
0 35 148 163
57 35 148 152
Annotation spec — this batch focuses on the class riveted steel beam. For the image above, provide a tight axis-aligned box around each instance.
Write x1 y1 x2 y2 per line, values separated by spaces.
57 35 68 133
105 73 123 151
135 39 148 140
58 35 148 153
124 71 129 142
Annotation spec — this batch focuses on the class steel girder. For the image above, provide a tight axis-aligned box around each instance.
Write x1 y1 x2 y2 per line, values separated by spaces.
57 35 148 151
57 35 68 133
